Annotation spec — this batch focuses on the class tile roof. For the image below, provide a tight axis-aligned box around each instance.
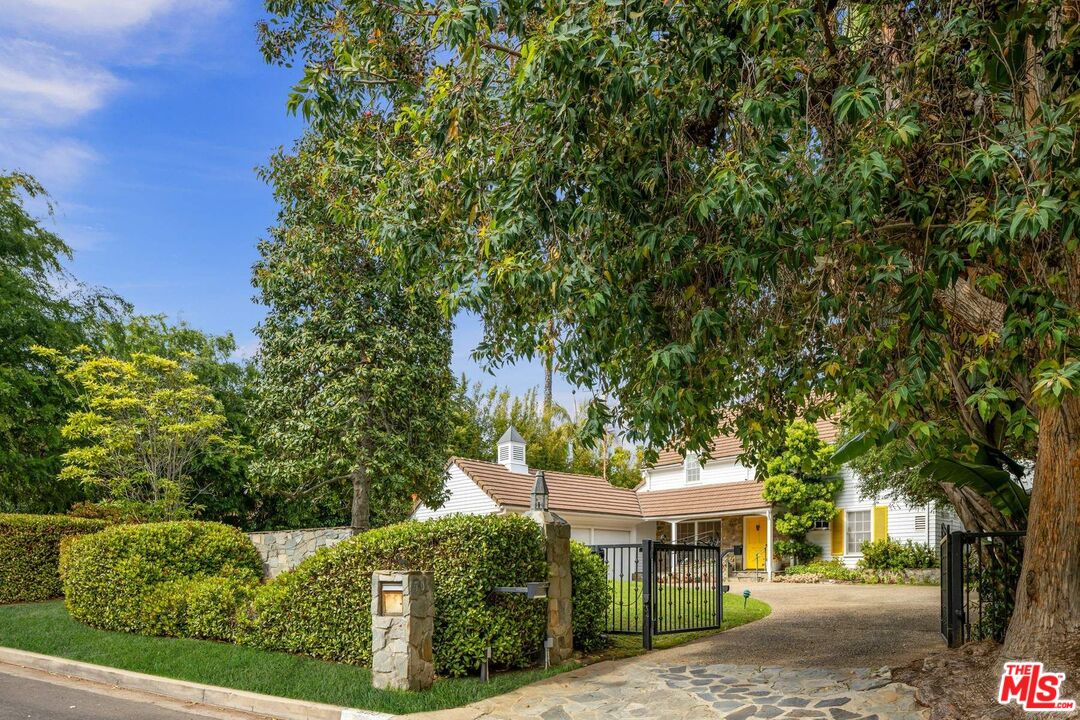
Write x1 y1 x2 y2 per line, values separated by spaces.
637 481 768 518
452 457 643 517
651 417 841 468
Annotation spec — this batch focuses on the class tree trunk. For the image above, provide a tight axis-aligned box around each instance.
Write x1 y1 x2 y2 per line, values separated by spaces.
941 482 1021 534
350 466 371 534
1002 395 1080 674
543 317 554 415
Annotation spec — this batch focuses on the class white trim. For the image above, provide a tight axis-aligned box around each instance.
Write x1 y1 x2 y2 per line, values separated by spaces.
765 507 773 581
845 508 872 556
642 507 770 523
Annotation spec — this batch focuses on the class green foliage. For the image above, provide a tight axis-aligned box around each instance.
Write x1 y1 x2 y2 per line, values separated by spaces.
760 421 839 562
242 514 547 676
569 541 610 652
142 576 256 642
784 561 861 583
90 314 277 530
857 539 938 571
0 173 125 513
0 513 108 603
449 381 641 489
258 5 1079 645
61 521 262 634
773 539 821 566
251 142 455 529
0 602 575 716
35 347 233 519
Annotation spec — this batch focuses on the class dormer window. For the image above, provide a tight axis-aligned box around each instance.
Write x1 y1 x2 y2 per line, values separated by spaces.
684 451 701 484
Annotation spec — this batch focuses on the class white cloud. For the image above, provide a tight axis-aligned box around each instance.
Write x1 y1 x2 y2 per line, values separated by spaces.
0 39 121 126
0 133 98 188
0 0 226 36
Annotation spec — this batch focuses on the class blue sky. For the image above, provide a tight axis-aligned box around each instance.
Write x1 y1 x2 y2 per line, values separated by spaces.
0 0 574 409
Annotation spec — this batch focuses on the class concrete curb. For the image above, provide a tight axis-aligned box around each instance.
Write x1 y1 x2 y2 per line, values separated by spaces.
0 647 392 720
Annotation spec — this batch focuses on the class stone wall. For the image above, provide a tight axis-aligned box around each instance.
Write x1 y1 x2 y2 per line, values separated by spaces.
245 526 353 578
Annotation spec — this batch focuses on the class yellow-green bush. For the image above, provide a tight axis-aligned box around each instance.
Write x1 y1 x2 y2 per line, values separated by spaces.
569 541 610 652
240 514 547 676
61 521 262 634
0 514 109 604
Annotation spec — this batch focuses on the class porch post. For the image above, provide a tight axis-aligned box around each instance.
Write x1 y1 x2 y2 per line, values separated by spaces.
765 508 773 581
670 520 678 543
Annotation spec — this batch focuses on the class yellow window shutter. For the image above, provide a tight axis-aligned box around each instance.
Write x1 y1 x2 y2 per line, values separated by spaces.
873 505 889 541
831 509 845 556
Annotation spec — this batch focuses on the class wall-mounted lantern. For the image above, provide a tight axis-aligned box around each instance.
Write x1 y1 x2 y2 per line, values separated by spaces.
531 470 549 512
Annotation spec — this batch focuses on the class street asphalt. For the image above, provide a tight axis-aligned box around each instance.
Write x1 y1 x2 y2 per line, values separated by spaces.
0 670 217 720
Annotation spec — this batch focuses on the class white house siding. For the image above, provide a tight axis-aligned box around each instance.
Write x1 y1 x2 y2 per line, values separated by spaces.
643 456 754 492
809 466 947 568
411 465 501 520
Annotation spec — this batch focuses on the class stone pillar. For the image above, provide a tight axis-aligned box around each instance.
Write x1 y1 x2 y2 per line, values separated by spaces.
370 571 434 691
526 510 573 665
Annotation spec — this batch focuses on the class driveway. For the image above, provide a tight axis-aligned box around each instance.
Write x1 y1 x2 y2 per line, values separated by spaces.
418 584 939 720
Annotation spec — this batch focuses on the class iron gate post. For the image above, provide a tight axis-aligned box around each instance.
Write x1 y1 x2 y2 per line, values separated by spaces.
944 531 966 647
642 539 654 650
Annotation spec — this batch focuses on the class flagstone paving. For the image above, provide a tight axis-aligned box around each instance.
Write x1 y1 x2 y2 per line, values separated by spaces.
446 661 927 720
412 585 937 720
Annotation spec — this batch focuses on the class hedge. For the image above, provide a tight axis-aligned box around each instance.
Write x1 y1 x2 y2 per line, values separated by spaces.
569 541 610 652
241 514 548 676
61 521 263 635
857 538 939 570
0 514 109 604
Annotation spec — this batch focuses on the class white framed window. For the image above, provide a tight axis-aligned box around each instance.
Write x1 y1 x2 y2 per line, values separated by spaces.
811 518 830 531
684 452 701 484
846 510 872 554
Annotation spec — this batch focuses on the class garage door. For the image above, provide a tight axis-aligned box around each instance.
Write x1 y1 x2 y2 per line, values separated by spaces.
593 529 632 545
570 528 592 543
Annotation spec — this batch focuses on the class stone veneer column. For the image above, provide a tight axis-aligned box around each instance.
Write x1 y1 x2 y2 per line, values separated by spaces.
370 571 434 691
526 510 573 665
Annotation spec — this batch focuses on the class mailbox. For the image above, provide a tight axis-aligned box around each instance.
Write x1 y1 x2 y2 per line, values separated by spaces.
379 581 404 616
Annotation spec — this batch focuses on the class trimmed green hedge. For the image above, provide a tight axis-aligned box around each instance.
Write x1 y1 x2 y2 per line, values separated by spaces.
241 514 547 676
569 541 610 652
0 514 109 604
61 521 262 634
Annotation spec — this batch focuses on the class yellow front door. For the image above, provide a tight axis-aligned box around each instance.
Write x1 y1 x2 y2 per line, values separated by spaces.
743 516 768 570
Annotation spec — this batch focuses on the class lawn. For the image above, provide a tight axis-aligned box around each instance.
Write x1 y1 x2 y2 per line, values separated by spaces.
596 587 771 660
0 601 574 715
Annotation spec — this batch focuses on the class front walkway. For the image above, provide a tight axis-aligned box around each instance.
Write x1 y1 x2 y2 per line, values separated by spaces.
421 584 939 720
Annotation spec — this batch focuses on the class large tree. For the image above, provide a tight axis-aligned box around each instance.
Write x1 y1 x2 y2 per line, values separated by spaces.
35 346 230 520
0 172 123 513
252 137 455 531
261 0 1079 666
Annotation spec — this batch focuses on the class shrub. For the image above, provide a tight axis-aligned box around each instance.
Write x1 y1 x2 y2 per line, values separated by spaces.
62 521 262 634
774 538 822 565
858 539 938 570
142 576 256 641
0 514 109 604
784 560 861 582
570 541 610 652
241 514 547 676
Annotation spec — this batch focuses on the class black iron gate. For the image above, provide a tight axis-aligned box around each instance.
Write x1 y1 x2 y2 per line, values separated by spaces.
940 528 1025 647
590 539 727 649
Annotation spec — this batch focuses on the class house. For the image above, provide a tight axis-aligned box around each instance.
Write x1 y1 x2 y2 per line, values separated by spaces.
411 423 960 579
